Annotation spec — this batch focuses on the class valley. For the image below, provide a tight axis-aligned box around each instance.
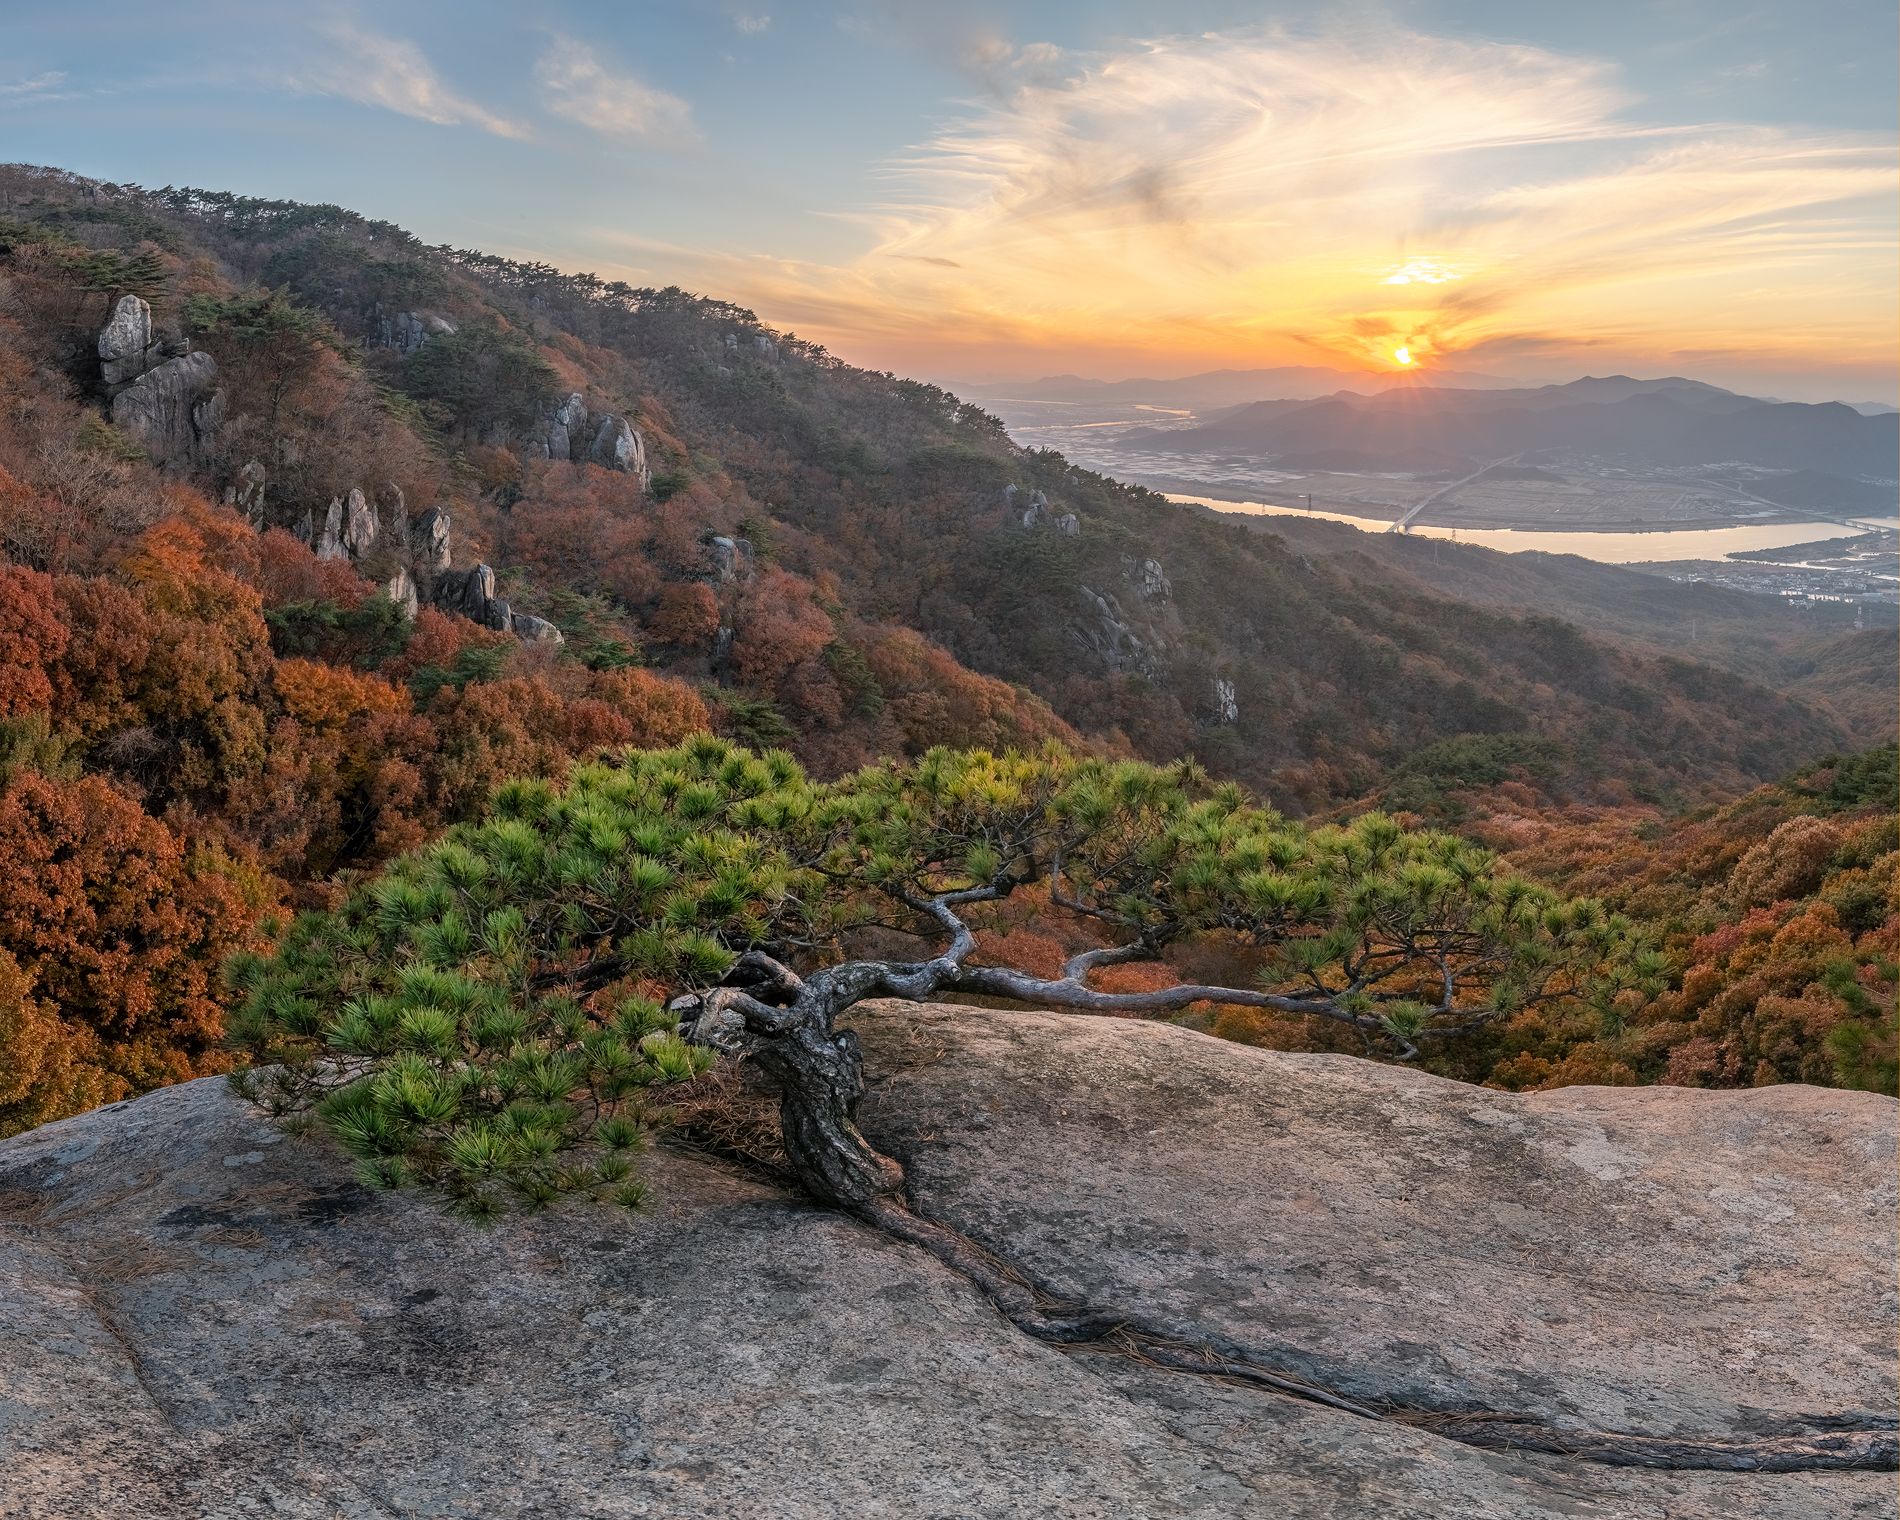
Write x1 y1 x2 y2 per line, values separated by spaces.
973 382 1900 616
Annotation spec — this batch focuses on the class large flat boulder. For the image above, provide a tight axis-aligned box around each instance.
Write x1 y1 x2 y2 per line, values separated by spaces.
1 1005 1892 1518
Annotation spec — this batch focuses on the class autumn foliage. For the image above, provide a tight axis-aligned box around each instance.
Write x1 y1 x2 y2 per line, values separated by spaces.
0 772 254 1132
0 488 726 1134
0 168 1889 1147
1470 749 1898 1095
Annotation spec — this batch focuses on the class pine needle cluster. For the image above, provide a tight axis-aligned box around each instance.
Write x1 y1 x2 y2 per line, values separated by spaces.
230 738 1652 1216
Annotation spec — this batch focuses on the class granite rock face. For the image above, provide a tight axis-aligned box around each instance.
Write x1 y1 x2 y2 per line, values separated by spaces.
343 487 378 558
1133 555 1172 600
1075 583 1158 676
384 567 418 621
371 309 454 353
531 394 650 487
315 487 380 562
590 414 650 486
313 494 346 560
705 533 753 584
109 351 222 462
96 297 226 465
97 294 162 388
545 392 588 461
415 506 452 575
431 562 500 625
230 460 267 520
509 611 564 644
1213 675 1240 724
0 1005 1891 1519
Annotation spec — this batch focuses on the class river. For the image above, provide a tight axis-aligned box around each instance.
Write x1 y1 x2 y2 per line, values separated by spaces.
1166 494 1900 566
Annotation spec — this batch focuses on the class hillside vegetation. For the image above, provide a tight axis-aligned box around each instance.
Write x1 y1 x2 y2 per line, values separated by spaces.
0 163 1889 1135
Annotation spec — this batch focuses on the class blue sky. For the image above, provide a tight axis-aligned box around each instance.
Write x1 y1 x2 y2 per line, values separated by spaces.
3 2 1894 398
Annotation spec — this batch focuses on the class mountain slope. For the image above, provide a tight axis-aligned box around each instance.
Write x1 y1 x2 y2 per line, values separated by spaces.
1197 509 1896 746
0 163 1859 817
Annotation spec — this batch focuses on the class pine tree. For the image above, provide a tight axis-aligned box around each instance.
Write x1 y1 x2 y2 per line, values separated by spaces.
230 739 1653 1219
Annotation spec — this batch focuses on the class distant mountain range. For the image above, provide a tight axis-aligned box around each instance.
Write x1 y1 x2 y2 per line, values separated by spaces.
1116 375 1900 482
959 364 1518 411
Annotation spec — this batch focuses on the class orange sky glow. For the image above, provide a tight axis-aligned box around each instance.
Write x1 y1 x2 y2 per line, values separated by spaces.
628 29 1896 398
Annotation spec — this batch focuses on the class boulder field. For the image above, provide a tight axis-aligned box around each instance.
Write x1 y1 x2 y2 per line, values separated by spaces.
1 1004 1892 1518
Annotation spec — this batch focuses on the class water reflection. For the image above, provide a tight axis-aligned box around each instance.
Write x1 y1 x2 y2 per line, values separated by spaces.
1169 493 1897 566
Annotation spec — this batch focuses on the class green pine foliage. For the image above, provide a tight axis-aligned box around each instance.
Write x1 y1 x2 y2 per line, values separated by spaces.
229 736 815 1217
812 747 1650 1031
230 740 1644 1219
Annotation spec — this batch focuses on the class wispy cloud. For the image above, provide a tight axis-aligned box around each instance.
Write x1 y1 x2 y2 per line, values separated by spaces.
732 13 771 35
0 71 68 100
291 22 525 138
535 36 695 145
693 25 1894 383
840 4 1068 95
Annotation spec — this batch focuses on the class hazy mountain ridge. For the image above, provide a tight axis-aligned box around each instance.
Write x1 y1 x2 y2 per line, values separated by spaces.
961 363 1519 410
1120 374 1899 480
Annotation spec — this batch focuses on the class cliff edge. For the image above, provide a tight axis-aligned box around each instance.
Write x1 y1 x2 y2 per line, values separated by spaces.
2 1004 1893 1518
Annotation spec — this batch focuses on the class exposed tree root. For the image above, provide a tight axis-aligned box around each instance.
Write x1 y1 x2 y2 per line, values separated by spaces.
856 1194 1900 1476
669 954 1896 1479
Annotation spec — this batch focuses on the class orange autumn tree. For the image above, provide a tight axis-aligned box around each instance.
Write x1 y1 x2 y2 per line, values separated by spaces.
0 771 257 1136
0 563 66 717
0 946 101 1137
1487 746 1898 1094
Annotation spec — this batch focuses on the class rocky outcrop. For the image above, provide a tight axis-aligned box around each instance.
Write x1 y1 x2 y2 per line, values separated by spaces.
1021 489 1079 536
415 506 452 575
0 1005 1889 1518
312 490 377 563
345 487 377 557
545 392 588 462
370 309 455 354
589 414 650 486
313 494 345 560
109 350 223 463
724 331 779 361
227 459 267 521
1212 675 1239 724
705 533 754 584
534 394 650 489
1075 584 1158 675
96 296 225 466
1131 555 1172 600
401 505 561 644
96 294 163 388
384 567 418 621
431 563 504 628
509 612 563 644
429 562 562 644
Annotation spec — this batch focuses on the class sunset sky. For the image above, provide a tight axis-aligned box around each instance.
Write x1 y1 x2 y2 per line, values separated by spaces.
4 1 1895 400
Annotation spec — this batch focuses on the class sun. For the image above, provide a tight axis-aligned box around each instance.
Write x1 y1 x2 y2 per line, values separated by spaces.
1393 345 1414 367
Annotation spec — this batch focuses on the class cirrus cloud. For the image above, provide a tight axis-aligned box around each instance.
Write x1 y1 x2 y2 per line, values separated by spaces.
535 36 696 146
666 25 1894 388
291 21 526 139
